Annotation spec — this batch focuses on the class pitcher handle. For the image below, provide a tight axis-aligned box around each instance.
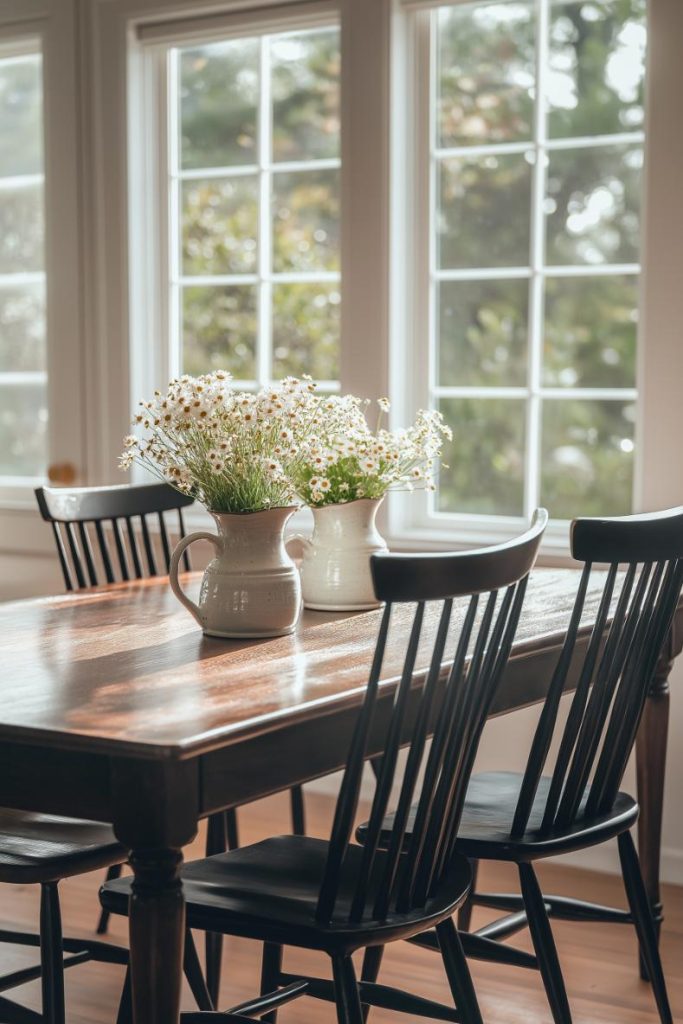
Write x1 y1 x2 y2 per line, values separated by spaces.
169 531 220 628
285 533 313 561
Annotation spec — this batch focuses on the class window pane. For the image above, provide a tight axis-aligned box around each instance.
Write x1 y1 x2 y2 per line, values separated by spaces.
545 143 642 265
541 398 635 518
548 0 646 139
182 177 258 276
0 282 45 371
0 56 43 176
0 183 43 272
272 169 339 273
543 275 637 388
438 279 528 387
182 285 257 379
271 29 340 162
272 282 340 380
438 154 532 269
0 382 47 477
437 398 526 515
179 39 258 170
437 1 535 148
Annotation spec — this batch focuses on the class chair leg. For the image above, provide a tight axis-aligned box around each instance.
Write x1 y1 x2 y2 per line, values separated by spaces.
205 813 228 1006
518 863 572 1024
359 946 384 1023
260 942 283 1024
457 859 479 932
331 954 364 1024
184 930 214 1011
436 917 483 1024
97 863 123 934
116 967 133 1024
290 785 306 836
618 831 673 1024
39 883 65 1024
225 809 239 851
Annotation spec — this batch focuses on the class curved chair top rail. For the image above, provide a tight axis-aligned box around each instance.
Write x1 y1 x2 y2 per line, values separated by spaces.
571 505 683 564
35 482 193 523
370 508 548 603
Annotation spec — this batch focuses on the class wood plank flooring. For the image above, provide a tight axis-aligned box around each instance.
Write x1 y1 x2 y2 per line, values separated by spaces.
0 790 680 1022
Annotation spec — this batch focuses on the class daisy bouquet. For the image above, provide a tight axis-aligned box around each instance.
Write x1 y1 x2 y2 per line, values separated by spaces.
119 372 319 513
292 395 452 508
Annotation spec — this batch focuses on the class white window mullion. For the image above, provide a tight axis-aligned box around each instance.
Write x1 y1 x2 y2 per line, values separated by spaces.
257 33 273 387
167 46 181 379
525 0 550 520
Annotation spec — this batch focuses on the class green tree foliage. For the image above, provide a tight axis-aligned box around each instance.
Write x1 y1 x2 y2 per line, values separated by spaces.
179 29 340 384
179 7 644 522
435 0 645 520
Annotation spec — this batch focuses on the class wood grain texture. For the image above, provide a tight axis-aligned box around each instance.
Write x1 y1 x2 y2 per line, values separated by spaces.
0 569 677 761
0 792 680 1024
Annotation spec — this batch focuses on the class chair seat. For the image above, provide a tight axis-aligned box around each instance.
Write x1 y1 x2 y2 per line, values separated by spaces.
101 835 472 954
0 808 126 884
357 772 639 863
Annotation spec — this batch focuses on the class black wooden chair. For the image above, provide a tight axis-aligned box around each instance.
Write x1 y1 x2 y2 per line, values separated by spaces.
0 810 131 1024
35 482 306 1003
99 509 547 1022
358 506 683 1024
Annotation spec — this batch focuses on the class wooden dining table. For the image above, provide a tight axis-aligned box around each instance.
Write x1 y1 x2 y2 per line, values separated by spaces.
0 567 680 1024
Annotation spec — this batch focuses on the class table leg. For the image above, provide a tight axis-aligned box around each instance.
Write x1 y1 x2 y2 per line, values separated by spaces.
129 847 185 1024
635 647 673 981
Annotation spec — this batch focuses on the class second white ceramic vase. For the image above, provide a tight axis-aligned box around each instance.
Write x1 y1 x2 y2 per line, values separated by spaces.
290 497 388 611
169 506 301 639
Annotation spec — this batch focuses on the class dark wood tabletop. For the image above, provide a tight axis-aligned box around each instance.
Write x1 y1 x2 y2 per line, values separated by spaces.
0 569 679 1024
0 567 626 759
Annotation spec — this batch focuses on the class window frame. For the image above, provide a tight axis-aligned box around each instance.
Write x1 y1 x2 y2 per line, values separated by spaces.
63 0 682 561
0 8 85 518
391 0 647 553
0 39 47 489
132 10 342 406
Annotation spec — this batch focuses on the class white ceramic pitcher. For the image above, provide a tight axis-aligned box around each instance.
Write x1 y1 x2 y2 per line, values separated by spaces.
169 506 302 639
289 497 388 611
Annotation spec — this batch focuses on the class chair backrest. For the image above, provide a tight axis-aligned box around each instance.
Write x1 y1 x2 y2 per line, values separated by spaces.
510 506 683 839
315 508 548 926
35 483 194 590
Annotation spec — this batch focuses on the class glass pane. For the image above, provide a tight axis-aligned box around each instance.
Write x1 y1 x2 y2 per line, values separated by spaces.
545 143 642 265
272 282 340 380
438 278 528 386
0 382 47 477
272 169 340 273
541 398 635 518
181 177 258 276
437 397 526 515
437 1 535 148
0 282 45 372
0 184 43 272
271 28 340 162
182 285 257 378
543 274 637 388
179 39 258 170
438 154 532 269
0 55 43 177
548 0 646 138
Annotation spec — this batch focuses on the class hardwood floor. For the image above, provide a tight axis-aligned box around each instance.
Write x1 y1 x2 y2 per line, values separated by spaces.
0 790 680 1023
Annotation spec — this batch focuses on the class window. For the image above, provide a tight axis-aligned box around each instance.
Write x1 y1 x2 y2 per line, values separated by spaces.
411 0 646 529
147 20 340 393
0 42 46 483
